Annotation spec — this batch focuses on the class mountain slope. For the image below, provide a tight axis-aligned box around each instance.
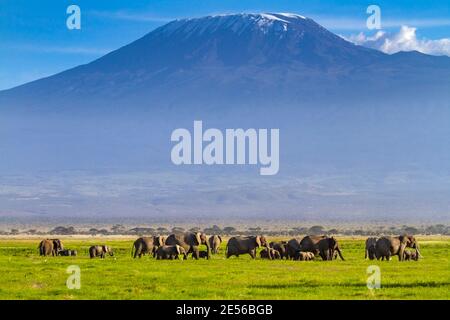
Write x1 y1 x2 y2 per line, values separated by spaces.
2 13 449 111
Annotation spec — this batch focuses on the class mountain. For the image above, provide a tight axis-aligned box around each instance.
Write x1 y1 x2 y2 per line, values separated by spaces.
0 13 449 221
2 13 450 110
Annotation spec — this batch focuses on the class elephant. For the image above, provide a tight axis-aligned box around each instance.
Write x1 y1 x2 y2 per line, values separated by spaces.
306 252 315 260
51 239 64 255
286 238 302 260
89 245 114 258
38 239 54 256
269 241 287 259
299 235 345 261
297 251 315 261
226 235 269 259
199 251 209 259
403 250 418 261
375 235 421 261
208 235 222 254
155 245 187 260
260 248 281 259
165 232 210 259
38 239 64 256
131 236 166 258
365 237 378 260
58 249 72 256
70 250 77 256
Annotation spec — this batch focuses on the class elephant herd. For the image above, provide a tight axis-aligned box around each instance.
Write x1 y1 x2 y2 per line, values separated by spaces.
37 233 421 262
365 235 422 261
38 239 113 259
225 235 345 261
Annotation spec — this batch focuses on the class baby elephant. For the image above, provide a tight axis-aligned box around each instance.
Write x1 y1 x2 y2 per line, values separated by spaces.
403 250 418 261
260 248 282 260
297 251 315 261
58 249 77 256
156 245 187 260
89 245 113 259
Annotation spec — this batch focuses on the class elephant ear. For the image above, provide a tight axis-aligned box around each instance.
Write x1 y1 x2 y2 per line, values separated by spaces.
255 236 261 248
176 245 181 255
103 245 108 252
195 233 202 246
161 236 166 245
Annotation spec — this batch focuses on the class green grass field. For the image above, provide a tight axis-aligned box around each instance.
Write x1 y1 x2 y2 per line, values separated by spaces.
0 237 448 300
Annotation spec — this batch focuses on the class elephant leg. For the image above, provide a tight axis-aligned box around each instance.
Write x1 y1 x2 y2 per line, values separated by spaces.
192 246 199 259
319 250 325 260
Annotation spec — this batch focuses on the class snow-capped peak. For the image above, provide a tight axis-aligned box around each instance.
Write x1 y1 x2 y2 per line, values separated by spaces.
159 12 312 37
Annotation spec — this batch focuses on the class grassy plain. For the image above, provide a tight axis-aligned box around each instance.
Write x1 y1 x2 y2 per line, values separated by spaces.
0 237 448 300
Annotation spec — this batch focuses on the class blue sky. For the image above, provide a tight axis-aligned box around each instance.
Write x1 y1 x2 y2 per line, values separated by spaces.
1 0 449 90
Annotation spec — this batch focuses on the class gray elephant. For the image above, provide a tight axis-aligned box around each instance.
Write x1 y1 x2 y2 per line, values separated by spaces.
155 245 187 260
132 235 166 258
38 239 64 256
199 250 209 259
375 235 421 261
269 241 287 259
403 250 418 261
51 239 64 256
226 235 269 259
165 232 210 259
260 248 281 259
286 238 302 260
58 249 77 257
299 235 345 261
365 237 378 260
208 235 222 254
38 239 54 256
89 245 114 259
297 251 315 261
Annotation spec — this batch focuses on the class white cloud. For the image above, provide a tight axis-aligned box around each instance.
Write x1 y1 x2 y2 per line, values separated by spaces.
346 26 450 56
314 16 450 30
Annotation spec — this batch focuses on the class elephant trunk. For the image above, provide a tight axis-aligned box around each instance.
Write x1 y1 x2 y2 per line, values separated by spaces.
415 244 423 259
205 241 211 260
336 247 345 261
398 243 406 261
267 246 272 260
